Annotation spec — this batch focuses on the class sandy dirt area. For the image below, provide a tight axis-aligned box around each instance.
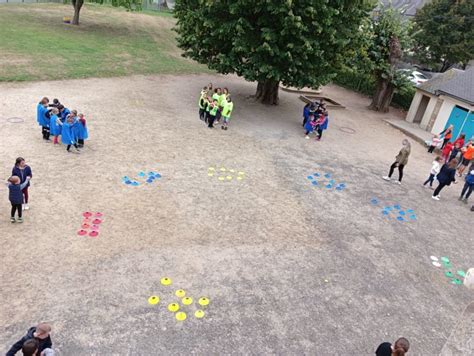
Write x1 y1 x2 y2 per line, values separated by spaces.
0 74 472 355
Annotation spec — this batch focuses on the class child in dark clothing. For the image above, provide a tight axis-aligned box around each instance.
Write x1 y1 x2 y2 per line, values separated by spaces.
6 323 53 356
8 176 30 223
48 98 61 109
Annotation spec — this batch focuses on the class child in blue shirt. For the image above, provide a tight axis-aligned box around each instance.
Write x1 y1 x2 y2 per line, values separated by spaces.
8 175 30 223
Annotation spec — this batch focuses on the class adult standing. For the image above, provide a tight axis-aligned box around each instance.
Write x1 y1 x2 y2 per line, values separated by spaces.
383 139 411 185
375 337 410 356
12 157 32 211
440 124 454 149
432 159 458 200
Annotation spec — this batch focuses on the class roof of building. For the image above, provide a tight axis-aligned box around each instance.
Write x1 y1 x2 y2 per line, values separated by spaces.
418 68 474 106
380 0 430 17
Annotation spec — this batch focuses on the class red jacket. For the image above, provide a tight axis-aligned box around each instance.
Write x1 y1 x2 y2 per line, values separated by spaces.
453 137 464 149
442 142 454 156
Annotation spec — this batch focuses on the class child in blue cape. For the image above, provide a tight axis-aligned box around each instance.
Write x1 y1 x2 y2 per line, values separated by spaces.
304 114 317 139
49 108 62 145
76 113 89 147
62 115 80 153
36 97 51 141
58 105 70 123
315 111 329 141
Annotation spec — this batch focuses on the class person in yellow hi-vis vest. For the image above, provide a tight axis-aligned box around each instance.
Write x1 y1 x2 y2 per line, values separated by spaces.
221 96 234 131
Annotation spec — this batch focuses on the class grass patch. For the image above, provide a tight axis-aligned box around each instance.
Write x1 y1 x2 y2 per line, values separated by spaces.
0 3 209 81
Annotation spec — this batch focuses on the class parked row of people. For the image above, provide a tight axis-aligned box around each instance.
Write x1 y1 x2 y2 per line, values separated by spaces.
37 97 89 152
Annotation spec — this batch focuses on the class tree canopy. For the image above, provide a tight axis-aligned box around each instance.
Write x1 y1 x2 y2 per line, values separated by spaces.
411 0 474 72
174 0 374 104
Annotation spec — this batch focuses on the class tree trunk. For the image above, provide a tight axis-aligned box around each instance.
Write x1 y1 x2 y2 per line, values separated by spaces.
440 59 452 73
72 0 84 25
369 78 395 113
255 79 279 105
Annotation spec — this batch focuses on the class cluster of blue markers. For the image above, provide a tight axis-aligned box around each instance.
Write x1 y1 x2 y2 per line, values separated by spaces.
306 172 346 191
370 198 417 222
122 171 162 186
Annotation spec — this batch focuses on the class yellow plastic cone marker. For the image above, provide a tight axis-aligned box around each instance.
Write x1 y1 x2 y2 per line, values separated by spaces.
237 177 243 181
220 167 226 172
195 310 205 319
176 312 187 321
230 169 235 173
160 277 172 286
208 167 215 171
226 176 232 180
182 297 193 305
218 177 225 181
198 297 210 306
168 303 180 312
148 296 160 305
238 172 245 175
175 289 186 298
208 173 214 177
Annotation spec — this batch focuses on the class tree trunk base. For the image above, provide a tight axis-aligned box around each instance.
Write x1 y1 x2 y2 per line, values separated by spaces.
255 80 279 105
369 78 395 113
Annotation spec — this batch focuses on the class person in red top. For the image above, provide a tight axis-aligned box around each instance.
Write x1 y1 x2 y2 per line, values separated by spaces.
449 133 466 161
440 124 454 148
441 141 454 163
458 142 474 176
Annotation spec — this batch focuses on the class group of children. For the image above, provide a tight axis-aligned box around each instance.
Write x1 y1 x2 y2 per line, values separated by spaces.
198 83 234 130
302 100 329 141
425 129 474 204
37 97 89 153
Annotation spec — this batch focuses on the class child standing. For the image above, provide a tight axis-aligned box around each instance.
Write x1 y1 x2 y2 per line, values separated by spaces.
423 156 442 188
11 157 33 211
198 87 208 121
212 88 222 124
304 114 317 139
459 170 474 203
440 124 454 148
61 116 80 153
315 111 329 141
449 134 466 161
432 159 458 200
208 99 219 128
76 113 88 147
428 134 442 153
8 175 30 223
221 96 233 130
49 108 62 145
37 97 50 141
441 141 454 163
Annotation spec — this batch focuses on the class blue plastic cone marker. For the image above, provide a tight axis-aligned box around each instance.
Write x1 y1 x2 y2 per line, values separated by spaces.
125 180 132 185
382 211 389 215
155 173 161 178
307 176 314 180
312 181 318 186
324 173 331 178
371 198 379 205
138 172 145 177
132 182 139 186
336 186 344 191
326 184 333 189
399 211 406 216
329 179 335 184
384 206 392 211
397 216 405 221
394 204 401 210
314 173 320 177
339 183 346 187
406 209 414 213
409 214 416 220
146 179 153 183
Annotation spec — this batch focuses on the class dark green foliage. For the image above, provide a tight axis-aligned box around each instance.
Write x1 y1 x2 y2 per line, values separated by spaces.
174 0 374 104
411 0 474 72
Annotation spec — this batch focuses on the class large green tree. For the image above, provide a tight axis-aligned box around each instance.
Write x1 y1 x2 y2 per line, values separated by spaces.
411 0 474 72
71 0 142 26
174 0 374 105
366 6 411 112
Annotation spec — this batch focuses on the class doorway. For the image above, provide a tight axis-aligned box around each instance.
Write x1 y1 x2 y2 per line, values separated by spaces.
413 95 430 124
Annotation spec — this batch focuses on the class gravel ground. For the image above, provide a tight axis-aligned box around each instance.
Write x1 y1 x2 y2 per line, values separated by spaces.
0 74 472 355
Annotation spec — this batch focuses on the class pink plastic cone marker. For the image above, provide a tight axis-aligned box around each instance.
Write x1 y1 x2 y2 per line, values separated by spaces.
77 229 87 236
89 231 99 238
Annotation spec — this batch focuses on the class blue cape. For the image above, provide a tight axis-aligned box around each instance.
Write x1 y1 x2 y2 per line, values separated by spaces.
49 115 62 136
61 122 76 145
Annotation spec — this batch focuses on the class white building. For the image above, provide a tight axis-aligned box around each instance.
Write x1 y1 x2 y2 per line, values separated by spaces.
406 68 474 140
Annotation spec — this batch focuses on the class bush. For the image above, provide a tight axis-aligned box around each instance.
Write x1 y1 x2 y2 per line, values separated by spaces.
333 69 415 111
